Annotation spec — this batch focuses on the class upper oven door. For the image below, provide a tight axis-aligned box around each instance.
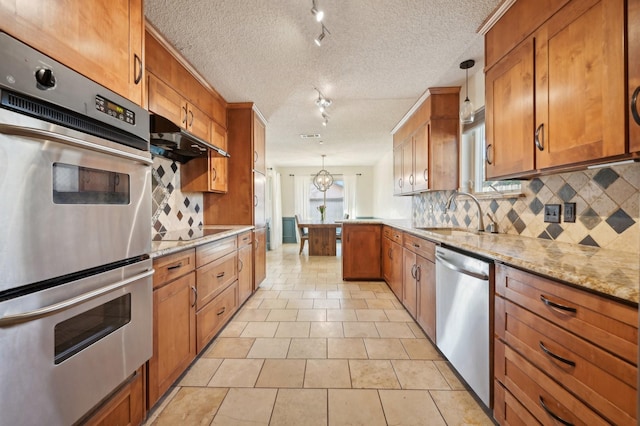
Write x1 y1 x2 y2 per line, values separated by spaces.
0 108 152 293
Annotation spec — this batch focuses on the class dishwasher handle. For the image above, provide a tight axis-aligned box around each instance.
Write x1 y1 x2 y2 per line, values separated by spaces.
436 253 489 281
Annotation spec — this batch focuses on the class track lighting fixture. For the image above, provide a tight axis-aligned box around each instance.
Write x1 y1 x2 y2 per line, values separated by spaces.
460 59 475 124
314 24 330 47
314 88 332 111
322 112 329 126
311 0 324 22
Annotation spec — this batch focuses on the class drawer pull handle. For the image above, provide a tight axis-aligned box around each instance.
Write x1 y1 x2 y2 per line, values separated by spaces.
632 86 640 125
238 259 244 272
216 272 225 278
535 123 545 151
216 307 226 316
540 295 576 313
539 341 576 367
167 262 183 271
539 396 574 426
191 286 197 308
413 243 420 248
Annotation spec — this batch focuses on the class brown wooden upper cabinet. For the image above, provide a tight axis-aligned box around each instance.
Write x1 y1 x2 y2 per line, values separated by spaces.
253 113 266 174
0 0 144 106
630 0 640 153
147 73 211 142
485 0 628 179
393 88 459 195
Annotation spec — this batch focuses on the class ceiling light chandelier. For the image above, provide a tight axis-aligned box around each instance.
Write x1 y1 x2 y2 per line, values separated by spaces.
310 0 324 22
314 24 330 47
460 59 475 124
313 154 334 192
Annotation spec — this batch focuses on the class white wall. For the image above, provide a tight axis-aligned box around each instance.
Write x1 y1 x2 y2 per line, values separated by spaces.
372 150 412 219
277 166 374 218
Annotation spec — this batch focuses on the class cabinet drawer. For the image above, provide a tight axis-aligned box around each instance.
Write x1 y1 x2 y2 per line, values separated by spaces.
196 281 238 352
403 233 435 262
153 249 196 289
497 340 610 426
237 231 253 248
196 236 237 267
497 297 637 425
494 380 542 426
382 226 403 245
496 264 638 364
196 251 237 308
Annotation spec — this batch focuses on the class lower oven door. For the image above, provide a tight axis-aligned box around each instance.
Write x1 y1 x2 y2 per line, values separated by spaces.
0 259 153 426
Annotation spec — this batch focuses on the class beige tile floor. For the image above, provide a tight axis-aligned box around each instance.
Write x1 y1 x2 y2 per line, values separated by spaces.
145 243 495 426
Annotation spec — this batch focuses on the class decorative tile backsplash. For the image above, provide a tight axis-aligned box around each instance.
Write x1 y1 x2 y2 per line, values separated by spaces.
151 156 204 240
413 163 639 254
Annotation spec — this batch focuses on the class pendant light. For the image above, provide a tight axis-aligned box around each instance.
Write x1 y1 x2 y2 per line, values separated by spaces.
460 59 475 124
313 154 334 192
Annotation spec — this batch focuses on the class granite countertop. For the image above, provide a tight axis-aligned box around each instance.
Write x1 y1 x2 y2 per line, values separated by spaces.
343 220 639 304
151 225 254 258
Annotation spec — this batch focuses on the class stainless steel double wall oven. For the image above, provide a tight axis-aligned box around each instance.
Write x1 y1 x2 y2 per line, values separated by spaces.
0 33 153 425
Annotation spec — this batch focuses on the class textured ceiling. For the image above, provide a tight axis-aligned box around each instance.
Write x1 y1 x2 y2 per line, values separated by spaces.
145 0 501 168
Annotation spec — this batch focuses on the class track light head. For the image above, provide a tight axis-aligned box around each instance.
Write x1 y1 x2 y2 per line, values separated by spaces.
311 0 324 22
314 31 325 46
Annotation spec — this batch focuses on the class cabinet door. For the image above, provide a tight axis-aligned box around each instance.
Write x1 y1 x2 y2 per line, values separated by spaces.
185 102 211 142
254 228 267 287
429 119 459 190
629 0 640 152
253 113 266 174
148 73 184 126
238 243 254 304
0 0 144 105
401 138 414 194
148 272 196 407
413 124 429 192
393 144 404 195
402 249 418 318
535 0 625 169
416 256 436 341
485 38 535 179
342 225 382 280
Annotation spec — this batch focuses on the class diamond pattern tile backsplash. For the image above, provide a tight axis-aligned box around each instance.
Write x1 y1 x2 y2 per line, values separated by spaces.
151 156 203 240
413 163 640 253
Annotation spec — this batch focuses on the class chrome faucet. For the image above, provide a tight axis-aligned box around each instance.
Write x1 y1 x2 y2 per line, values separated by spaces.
445 190 485 232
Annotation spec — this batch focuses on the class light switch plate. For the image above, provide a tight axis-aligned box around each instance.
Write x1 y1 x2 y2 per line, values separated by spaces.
564 202 576 222
544 204 561 223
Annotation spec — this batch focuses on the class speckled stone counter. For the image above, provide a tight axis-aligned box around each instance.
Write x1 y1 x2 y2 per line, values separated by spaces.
151 226 254 258
342 220 639 304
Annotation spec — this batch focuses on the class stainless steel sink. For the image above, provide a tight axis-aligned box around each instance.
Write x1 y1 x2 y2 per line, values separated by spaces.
416 227 480 236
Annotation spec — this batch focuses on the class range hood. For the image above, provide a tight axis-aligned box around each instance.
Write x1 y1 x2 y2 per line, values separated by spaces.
150 114 230 163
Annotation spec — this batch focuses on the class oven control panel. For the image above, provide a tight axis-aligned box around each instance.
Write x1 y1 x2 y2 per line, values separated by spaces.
95 95 135 125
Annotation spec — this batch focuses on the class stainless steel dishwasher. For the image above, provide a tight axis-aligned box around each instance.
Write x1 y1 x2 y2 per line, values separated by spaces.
435 246 492 407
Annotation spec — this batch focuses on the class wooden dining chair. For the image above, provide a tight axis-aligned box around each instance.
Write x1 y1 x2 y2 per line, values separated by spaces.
294 214 308 254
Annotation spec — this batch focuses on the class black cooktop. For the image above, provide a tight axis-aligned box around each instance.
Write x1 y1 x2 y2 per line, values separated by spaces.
156 228 231 241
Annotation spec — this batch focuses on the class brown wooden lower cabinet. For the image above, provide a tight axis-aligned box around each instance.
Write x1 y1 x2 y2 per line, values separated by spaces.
196 281 238 352
237 231 254 304
254 228 267 287
415 255 435 341
342 224 382 280
382 234 402 300
494 263 638 425
84 368 146 426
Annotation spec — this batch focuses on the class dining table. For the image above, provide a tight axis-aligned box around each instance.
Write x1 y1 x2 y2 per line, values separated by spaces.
297 219 342 256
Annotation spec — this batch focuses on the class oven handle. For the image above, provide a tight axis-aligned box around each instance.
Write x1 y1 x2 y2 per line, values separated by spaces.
0 269 154 327
0 124 153 166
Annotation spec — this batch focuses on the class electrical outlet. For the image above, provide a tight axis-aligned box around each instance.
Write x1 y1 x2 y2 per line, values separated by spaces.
564 202 576 222
544 204 561 223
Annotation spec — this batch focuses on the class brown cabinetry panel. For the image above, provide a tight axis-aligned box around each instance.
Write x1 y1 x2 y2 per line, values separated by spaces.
253 113 266 174
196 237 237 267
382 235 403 300
485 0 628 178
628 0 640 152
196 281 238 352
254 228 267 287
342 224 382 280
152 249 196 289
196 251 238 308
148 271 196 407
402 249 418 318
0 0 144 105
416 255 436 341
238 240 254 305
84 368 145 426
